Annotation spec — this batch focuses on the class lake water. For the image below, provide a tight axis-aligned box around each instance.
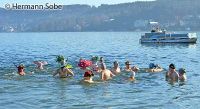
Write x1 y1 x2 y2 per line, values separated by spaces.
0 32 200 109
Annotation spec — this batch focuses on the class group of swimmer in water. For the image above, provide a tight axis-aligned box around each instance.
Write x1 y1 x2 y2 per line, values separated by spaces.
15 56 187 83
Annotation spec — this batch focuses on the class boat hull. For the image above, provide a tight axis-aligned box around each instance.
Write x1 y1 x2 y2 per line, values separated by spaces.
140 33 197 43
140 38 197 43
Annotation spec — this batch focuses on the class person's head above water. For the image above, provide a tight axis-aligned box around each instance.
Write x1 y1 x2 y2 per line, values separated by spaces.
84 70 94 78
91 56 99 62
169 63 176 72
169 63 175 69
17 64 25 75
101 63 106 70
125 61 131 65
17 64 24 69
125 61 131 69
132 66 139 72
149 63 155 69
56 55 65 63
99 57 104 63
113 61 119 67
179 68 186 75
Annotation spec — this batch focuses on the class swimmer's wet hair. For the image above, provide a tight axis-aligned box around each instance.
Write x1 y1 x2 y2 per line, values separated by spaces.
179 68 186 74
125 61 131 65
169 63 175 69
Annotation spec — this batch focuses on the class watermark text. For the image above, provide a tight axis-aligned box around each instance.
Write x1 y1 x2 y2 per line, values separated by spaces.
5 3 63 10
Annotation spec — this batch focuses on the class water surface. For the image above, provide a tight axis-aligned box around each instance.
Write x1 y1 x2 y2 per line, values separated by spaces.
0 32 200 108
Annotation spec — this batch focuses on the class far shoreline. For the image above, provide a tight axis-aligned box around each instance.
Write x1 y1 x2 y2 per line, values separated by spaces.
0 30 199 33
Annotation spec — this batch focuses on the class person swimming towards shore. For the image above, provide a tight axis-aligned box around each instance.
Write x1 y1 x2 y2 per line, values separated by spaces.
82 70 94 83
128 66 139 81
178 68 187 81
16 64 26 76
56 55 67 66
111 61 121 75
33 61 48 70
100 63 115 81
166 63 179 81
97 57 105 72
124 61 132 72
53 66 74 78
146 63 163 73
91 56 99 72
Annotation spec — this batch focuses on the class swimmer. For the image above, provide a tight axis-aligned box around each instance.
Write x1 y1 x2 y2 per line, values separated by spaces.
16 64 26 76
33 61 48 70
178 68 187 81
99 57 104 63
56 55 67 66
82 70 94 83
91 56 99 72
124 61 132 72
97 57 105 72
53 65 74 78
166 64 179 81
100 63 115 81
146 63 163 73
128 66 139 81
111 61 121 75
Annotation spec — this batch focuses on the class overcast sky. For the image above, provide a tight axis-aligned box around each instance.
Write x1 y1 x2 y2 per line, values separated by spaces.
0 0 155 7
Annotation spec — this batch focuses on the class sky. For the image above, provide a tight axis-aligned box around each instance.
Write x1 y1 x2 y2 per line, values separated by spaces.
0 0 155 8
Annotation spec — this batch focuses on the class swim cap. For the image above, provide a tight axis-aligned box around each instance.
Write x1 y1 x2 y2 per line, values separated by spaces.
179 68 186 74
149 63 155 69
56 55 65 63
84 70 94 77
65 64 73 69
132 66 139 71
78 59 92 69
91 56 99 62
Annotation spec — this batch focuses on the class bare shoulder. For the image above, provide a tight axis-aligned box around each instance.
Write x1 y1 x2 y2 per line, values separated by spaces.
106 69 112 73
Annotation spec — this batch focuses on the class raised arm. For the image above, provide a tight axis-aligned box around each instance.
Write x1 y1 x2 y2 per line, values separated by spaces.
101 71 104 80
65 68 74 77
110 71 115 77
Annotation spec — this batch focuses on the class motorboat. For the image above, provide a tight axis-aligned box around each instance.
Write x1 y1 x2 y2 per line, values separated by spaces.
140 28 197 43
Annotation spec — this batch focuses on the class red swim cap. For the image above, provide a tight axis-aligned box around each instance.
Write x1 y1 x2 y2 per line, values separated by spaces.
84 71 94 77
78 59 92 69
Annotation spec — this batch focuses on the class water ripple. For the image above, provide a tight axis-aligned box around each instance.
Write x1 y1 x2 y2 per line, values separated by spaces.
0 32 199 108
